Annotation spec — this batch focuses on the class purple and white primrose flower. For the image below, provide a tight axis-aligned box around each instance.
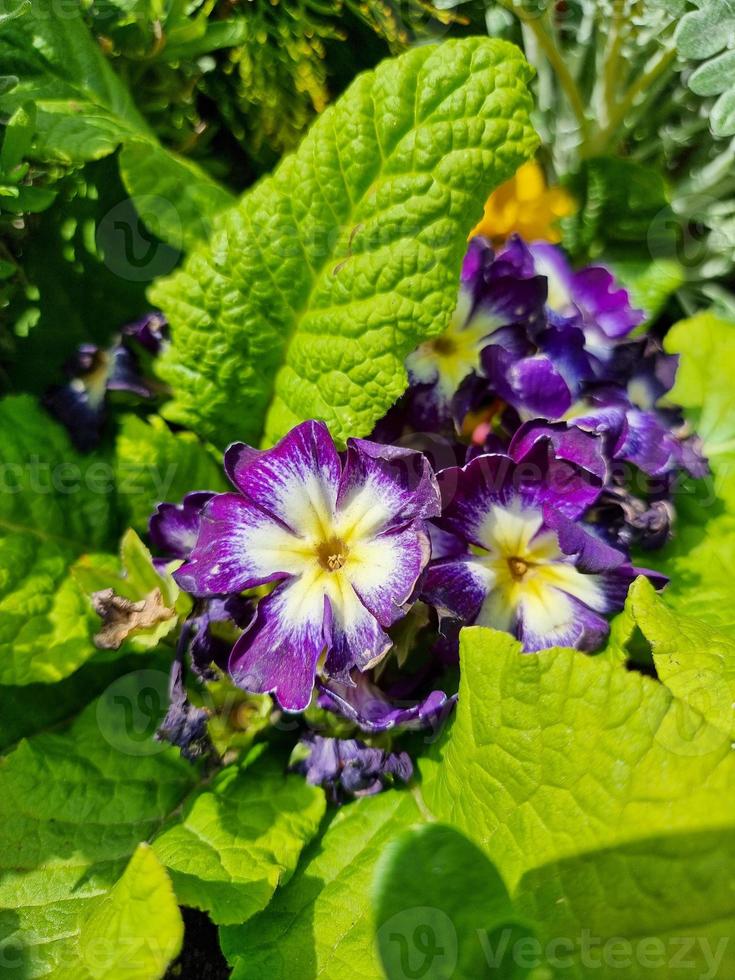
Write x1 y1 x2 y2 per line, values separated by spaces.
45 340 153 451
404 236 546 426
174 420 441 712
422 435 666 652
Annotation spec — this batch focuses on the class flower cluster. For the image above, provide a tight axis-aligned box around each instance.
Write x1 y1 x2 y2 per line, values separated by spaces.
140 235 704 798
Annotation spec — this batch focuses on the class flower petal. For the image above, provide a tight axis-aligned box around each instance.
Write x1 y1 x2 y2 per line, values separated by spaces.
323 582 392 680
517 591 610 652
149 491 215 560
224 419 341 538
336 438 441 537
318 672 456 733
175 492 308 596
421 556 494 623
347 524 432 627
229 581 328 711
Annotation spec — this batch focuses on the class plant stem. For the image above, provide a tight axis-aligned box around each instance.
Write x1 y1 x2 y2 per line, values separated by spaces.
497 0 590 142
585 45 677 157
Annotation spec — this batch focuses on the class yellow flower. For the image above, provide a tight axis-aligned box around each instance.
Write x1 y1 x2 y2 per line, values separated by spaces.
470 160 575 245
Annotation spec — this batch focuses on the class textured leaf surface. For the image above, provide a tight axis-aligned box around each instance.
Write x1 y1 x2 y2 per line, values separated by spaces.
0 396 118 685
622 577 735 737
115 415 227 533
0 704 196 977
221 790 422 979
152 753 326 926
421 627 735 890
515 830 735 978
150 37 538 448
373 823 534 979
72 844 183 980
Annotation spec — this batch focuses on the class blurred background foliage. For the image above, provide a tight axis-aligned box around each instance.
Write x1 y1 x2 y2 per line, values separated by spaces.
1 0 735 390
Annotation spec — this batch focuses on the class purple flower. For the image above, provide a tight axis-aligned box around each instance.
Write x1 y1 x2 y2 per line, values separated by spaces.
44 341 153 451
294 734 412 802
405 236 546 427
156 654 210 761
317 671 456 734
123 312 168 355
150 491 217 567
529 243 644 366
174 420 441 712
422 442 666 652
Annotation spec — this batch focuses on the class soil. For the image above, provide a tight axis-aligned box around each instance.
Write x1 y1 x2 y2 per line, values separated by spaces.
164 908 232 979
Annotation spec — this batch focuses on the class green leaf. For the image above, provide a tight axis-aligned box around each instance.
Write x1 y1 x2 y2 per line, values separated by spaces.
0 395 119 685
676 1 735 137
515 830 735 979
421 627 735 891
0 1 233 248
115 414 227 533
151 753 326 926
150 37 538 448
221 790 423 979
665 312 735 491
605 256 684 326
72 844 183 980
622 577 735 737
0 702 196 977
373 823 535 980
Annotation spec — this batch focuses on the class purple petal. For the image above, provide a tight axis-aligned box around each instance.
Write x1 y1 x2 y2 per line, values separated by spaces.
229 585 329 711
224 419 341 535
123 312 168 355
337 437 441 533
421 556 492 623
224 441 264 491
174 492 301 596
542 509 628 573
318 673 456 733
347 524 432 628
323 589 392 680
149 491 216 561
517 593 610 653
483 346 573 420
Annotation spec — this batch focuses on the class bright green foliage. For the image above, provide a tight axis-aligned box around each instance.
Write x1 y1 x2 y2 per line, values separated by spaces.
622 577 735 738
665 311 735 507
421 627 735 889
638 312 735 630
221 790 422 978
151 38 538 448
0 704 196 977
515 829 735 979
676 0 735 136
152 753 326 926
115 414 227 533
0 0 233 249
373 823 535 980
72 844 183 980
0 396 118 685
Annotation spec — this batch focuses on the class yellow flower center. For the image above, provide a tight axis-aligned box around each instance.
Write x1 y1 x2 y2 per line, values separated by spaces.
316 536 349 572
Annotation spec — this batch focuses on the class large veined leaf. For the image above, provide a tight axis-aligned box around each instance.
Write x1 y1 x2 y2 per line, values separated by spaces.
150 37 538 448
221 791 422 979
0 0 233 249
115 414 227 534
373 823 535 980
0 704 196 977
0 396 118 685
421 627 735 886
69 844 183 980
417 628 735 976
151 753 326 926
620 577 735 738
